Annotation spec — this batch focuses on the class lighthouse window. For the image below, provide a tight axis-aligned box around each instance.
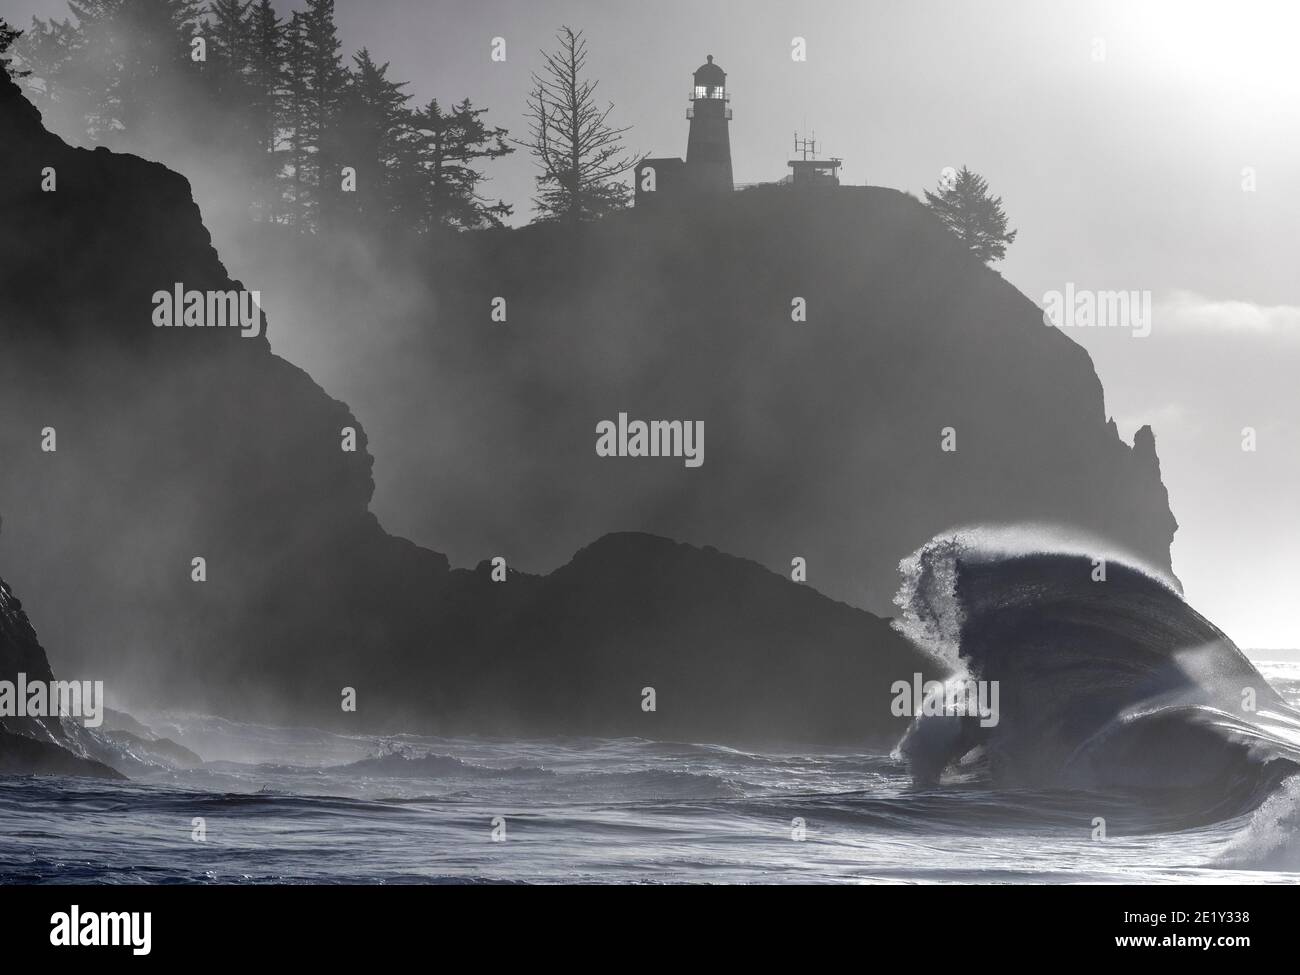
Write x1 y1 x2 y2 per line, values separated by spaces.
710 86 724 98
694 85 708 99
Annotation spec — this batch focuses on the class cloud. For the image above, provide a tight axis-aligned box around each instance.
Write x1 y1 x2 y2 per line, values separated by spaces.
1158 291 1300 337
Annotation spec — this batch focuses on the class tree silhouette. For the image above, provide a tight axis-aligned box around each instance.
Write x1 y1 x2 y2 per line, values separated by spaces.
413 97 513 231
95 0 203 141
207 0 252 72
296 0 349 231
518 26 632 224
0 18 29 78
923 166 1018 264
338 48 414 230
204 0 266 220
281 11 310 230
19 0 204 144
11 1 515 237
246 0 285 223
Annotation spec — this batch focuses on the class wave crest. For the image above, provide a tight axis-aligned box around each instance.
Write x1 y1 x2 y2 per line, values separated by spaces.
890 526 1300 822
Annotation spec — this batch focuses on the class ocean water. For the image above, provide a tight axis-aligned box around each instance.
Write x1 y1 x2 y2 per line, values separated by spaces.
2 659 1299 885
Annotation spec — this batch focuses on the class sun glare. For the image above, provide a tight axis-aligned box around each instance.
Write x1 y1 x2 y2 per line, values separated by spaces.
1120 0 1300 94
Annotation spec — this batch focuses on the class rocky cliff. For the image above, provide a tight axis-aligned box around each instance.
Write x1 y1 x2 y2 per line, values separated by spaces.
0 64 449 709
0 63 1176 744
0 575 121 778
396 533 928 745
238 169 1180 617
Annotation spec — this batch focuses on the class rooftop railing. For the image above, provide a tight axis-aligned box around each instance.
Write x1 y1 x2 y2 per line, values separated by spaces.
686 105 733 120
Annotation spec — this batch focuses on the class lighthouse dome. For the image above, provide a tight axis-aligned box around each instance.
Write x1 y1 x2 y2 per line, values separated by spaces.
693 55 726 86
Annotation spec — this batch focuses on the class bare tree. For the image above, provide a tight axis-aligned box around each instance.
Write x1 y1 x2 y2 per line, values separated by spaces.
517 26 632 224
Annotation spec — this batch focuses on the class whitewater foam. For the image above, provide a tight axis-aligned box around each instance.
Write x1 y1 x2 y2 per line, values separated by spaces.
1218 774 1300 871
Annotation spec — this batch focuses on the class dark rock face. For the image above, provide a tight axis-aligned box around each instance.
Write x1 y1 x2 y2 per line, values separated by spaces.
0 731 122 778
403 533 929 746
0 577 123 779
0 66 450 706
239 181 1182 617
0 576 53 689
136 530 932 746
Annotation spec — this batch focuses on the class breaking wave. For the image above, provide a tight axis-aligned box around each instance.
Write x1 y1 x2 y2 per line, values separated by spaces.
891 527 1300 823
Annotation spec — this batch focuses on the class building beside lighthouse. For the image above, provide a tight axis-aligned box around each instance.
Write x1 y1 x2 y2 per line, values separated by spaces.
635 55 734 206
786 133 842 188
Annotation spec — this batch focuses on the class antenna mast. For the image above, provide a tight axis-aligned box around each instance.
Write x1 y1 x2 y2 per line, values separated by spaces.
793 131 818 161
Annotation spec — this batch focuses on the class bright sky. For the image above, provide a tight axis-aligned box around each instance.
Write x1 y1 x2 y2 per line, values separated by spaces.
6 0 1298 646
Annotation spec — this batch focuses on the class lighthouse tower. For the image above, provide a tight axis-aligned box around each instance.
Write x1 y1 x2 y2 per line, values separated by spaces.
633 54 735 207
685 55 733 192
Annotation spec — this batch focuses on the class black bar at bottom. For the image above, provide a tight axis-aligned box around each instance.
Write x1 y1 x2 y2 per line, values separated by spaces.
0 883 1280 962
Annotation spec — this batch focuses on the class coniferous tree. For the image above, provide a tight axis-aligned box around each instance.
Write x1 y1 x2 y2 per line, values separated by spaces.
206 0 251 72
0 18 29 78
338 48 413 231
12 16 76 113
297 0 349 232
17 4 115 139
923 166 1018 264
201 0 260 214
101 0 203 143
14 0 518 235
15 14 104 145
245 0 284 222
18 0 204 145
48 0 127 140
518 26 633 224
281 11 310 230
413 97 513 231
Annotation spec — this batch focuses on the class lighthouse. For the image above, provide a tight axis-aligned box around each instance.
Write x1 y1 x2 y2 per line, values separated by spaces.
685 55 733 193
634 54 735 206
